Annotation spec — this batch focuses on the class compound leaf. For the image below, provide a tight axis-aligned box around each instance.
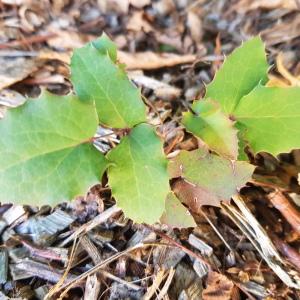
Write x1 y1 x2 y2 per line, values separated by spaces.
107 124 170 224
205 36 268 114
71 34 146 128
169 148 254 207
160 192 196 228
234 85 300 156
0 91 107 205
182 100 238 160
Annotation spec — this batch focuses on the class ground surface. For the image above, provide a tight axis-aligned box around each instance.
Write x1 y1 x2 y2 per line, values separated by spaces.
1 0 300 299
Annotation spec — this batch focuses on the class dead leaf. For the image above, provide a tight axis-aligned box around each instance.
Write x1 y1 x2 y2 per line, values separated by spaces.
0 89 26 118
97 0 129 14
128 71 181 100
261 15 300 46
126 11 154 33
118 51 196 70
1 0 24 5
202 271 234 300
266 74 290 87
46 30 86 50
267 52 300 87
37 49 196 70
0 57 38 91
38 50 71 64
234 0 298 12
173 179 222 211
19 5 44 33
153 0 176 15
268 191 300 235
129 0 151 8
187 11 203 44
276 52 300 86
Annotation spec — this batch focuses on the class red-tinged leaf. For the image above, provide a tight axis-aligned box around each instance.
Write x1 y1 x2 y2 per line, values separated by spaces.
172 179 222 211
169 148 254 207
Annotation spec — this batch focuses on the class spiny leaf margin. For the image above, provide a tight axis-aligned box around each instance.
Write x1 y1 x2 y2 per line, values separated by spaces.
70 34 146 129
205 36 269 114
182 99 238 160
0 91 107 205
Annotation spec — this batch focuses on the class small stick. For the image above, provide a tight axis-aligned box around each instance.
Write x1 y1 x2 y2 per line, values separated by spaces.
156 268 175 300
0 33 57 49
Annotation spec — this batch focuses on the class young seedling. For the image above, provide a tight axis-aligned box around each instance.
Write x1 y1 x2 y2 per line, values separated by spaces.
0 34 299 226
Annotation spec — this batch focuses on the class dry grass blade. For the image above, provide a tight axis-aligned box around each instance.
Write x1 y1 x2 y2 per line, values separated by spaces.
55 243 146 298
221 195 300 289
156 267 175 300
80 235 141 291
45 236 80 300
143 269 166 300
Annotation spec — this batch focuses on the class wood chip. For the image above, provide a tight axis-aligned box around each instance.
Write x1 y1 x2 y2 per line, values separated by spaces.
17 209 75 245
84 275 101 300
188 234 213 256
153 243 186 269
10 258 76 282
2 205 26 226
0 250 8 284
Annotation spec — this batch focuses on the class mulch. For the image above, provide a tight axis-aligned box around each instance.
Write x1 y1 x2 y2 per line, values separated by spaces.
1 0 300 299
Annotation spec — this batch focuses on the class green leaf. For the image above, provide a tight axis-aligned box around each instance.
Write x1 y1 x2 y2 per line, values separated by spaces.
107 124 170 224
169 148 254 207
71 36 146 128
234 85 300 156
0 91 107 205
160 192 196 228
237 125 250 160
92 32 117 62
204 36 268 114
182 100 238 160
